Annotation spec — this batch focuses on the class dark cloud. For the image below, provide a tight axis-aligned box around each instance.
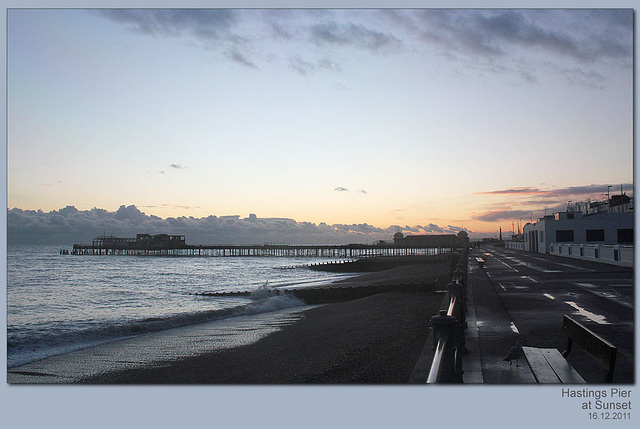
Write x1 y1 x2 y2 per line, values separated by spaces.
334 187 349 192
563 68 606 89
225 50 259 69
399 9 631 86
94 9 631 86
7 205 465 245
289 57 342 76
309 21 401 53
422 223 446 233
475 187 546 195
471 209 540 223
407 9 632 63
94 9 237 40
476 184 632 198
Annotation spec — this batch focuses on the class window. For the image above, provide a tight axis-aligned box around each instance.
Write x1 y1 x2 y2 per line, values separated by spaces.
556 230 574 242
539 231 544 243
586 229 605 242
617 229 633 244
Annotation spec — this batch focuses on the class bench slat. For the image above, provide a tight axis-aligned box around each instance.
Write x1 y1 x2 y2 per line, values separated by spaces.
522 347 561 383
539 348 586 384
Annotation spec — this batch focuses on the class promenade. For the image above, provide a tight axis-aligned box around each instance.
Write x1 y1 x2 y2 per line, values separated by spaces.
452 245 634 384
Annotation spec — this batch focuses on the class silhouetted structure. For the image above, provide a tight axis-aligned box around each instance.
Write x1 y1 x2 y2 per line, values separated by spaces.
393 231 469 248
72 232 468 257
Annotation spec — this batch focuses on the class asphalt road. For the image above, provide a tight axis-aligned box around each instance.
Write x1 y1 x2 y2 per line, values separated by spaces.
471 245 634 384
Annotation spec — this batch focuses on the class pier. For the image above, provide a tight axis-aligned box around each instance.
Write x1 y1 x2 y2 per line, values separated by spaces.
71 233 467 258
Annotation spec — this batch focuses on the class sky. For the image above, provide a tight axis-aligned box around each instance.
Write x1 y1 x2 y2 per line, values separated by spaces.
6 8 634 241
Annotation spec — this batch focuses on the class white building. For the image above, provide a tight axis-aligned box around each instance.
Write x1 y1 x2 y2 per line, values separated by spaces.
521 195 633 266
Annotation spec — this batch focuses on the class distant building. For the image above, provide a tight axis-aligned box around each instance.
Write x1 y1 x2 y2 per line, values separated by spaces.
522 195 633 254
393 231 469 248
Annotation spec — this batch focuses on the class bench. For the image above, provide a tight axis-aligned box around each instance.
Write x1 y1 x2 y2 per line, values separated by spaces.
562 314 617 383
522 346 586 383
522 315 617 383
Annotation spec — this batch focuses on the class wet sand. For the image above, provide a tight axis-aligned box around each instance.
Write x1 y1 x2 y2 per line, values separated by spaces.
9 262 450 384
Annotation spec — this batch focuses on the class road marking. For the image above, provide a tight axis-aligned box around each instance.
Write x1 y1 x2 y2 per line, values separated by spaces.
499 282 528 291
544 293 611 324
495 258 519 272
510 322 520 334
570 282 633 309
565 301 610 324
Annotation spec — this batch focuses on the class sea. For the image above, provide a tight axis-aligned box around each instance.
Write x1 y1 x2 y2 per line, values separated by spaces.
6 245 356 368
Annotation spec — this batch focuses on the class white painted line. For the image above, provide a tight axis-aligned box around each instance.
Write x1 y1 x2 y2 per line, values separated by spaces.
566 301 610 325
510 322 520 334
570 282 634 309
497 259 519 272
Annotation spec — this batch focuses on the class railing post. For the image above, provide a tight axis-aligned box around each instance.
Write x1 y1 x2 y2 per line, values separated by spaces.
431 310 457 349
429 310 463 383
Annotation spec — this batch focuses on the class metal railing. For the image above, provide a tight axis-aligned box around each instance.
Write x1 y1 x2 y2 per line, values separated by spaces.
427 247 468 383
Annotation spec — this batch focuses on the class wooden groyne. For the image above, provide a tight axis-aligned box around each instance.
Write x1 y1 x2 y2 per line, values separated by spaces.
194 255 456 304
71 234 464 258
194 280 444 304
308 254 454 272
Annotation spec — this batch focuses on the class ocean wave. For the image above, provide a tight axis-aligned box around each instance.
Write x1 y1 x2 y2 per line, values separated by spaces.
7 290 307 368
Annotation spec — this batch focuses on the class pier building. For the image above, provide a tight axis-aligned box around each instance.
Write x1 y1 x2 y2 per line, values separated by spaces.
393 231 469 248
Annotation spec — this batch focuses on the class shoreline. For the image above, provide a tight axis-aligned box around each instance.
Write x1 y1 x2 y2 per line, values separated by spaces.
8 262 451 384
82 290 443 384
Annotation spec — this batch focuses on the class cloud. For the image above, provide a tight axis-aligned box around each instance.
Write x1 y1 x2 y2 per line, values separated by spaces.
170 163 186 170
289 56 342 76
471 183 634 222
405 9 631 63
476 184 632 198
7 205 467 245
475 187 547 196
94 9 631 87
334 186 349 192
309 21 401 53
561 68 606 89
225 50 259 69
394 9 631 86
471 209 542 223
94 9 237 40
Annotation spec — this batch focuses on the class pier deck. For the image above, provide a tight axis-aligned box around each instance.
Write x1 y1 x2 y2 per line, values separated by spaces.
71 234 465 258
